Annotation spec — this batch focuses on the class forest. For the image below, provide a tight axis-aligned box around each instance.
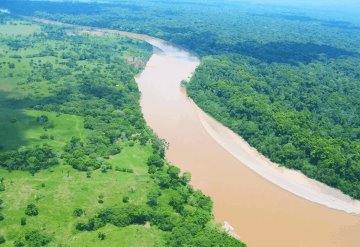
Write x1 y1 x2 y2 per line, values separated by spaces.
2 0 358 199
0 15 244 246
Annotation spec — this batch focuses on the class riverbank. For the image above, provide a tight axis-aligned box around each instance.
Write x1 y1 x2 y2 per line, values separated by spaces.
197 106 360 214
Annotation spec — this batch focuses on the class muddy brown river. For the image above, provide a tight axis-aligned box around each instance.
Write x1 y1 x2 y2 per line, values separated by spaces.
135 40 360 247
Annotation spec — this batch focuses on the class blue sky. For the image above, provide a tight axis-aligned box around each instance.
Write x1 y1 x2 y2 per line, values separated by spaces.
248 0 360 8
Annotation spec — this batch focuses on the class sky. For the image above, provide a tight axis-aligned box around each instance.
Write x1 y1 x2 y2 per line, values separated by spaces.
243 0 360 9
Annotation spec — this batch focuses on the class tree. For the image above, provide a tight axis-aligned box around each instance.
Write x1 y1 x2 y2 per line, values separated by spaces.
147 154 164 168
73 208 84 217
122 196 130 203
21 217 27 226
0 235 5 244
36 115 49 124
181 172 191 184
168 166 180 179
15 230 52 247
25 204 39 216
147 190 161 207
98 232 106 240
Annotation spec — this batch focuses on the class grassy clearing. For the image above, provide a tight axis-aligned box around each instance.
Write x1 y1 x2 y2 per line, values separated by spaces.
0 145 164 246
0 22 40 36
0 109 87 151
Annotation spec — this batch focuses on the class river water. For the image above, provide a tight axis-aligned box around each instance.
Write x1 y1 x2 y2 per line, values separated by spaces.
135 40 360 247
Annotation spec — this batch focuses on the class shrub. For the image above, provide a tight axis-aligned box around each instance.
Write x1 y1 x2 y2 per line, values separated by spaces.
122 196 129 203
98 232 106 240
100 165 107 173
21 217 26 226
0 235 5 244
73 208 84 217
147 154 164 168
36 115 48 124
25 204 39 216
15 230 51 247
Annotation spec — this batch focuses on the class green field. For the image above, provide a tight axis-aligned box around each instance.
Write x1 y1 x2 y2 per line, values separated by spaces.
0 145 165 246
0 22 40 36
0 109 86 151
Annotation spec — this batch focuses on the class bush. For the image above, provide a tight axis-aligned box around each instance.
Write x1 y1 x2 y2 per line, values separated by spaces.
98 194 104 203
73 208 84 217
98 205 149 227
0 184 4 192
98 232 106 240
147 154 164 168
25 204 39 216
122 196 129 203
0 213 4 221
15 230 52 247
100 165 107 173
21 217 26 226
0 235 5 244
40 135 49 140
36 115 48 124
0 146 59 173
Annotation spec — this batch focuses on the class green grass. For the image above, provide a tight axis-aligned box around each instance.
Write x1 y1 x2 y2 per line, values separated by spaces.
0 145 165 246
0 109 87 151
0 22 40 36
71 224 165 247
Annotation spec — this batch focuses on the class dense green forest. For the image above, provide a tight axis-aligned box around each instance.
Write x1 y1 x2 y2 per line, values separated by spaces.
3 0 358 199
0 15 244 246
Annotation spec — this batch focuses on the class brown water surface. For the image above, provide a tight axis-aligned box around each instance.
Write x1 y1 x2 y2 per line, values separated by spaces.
135 41 360 247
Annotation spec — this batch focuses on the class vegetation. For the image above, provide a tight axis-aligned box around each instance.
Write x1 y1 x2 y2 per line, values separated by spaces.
188 54 360 198
0 15 244 246
5 0 358 198
25 204 39 216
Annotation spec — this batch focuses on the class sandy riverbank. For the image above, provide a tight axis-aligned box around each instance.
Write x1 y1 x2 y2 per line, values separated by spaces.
196 107 360 214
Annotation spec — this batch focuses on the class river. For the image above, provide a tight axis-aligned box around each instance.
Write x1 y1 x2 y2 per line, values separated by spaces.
32 18 360 247
135 40 360 247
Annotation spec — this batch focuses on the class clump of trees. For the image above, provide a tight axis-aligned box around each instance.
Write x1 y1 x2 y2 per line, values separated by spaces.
0 145 59 174
14 230 52 247
25 204 39 216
